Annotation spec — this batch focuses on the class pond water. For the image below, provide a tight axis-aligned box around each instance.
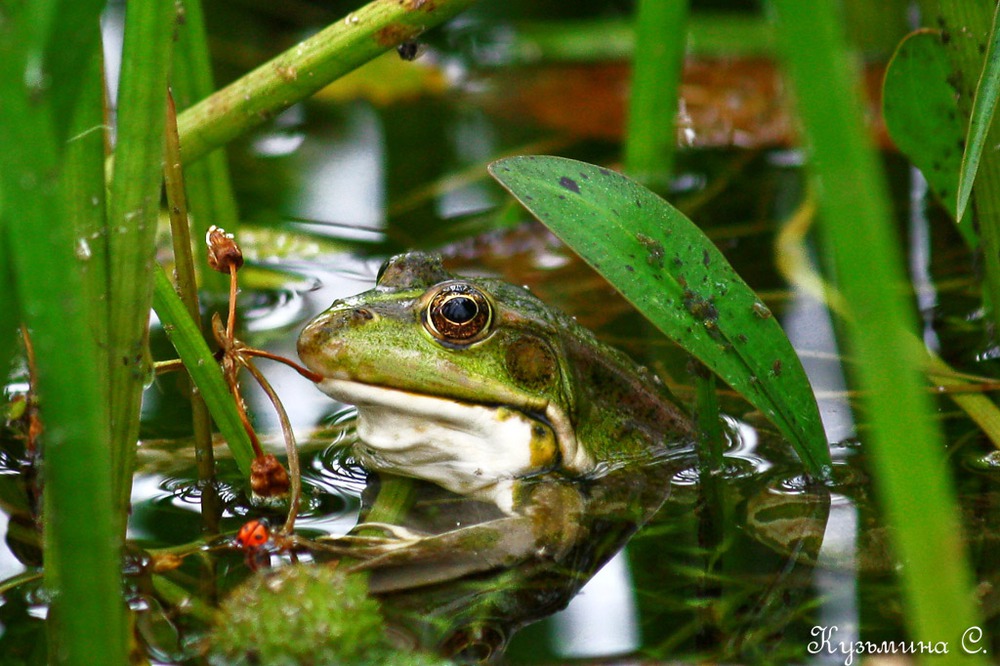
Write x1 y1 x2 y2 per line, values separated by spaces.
3 2 1000 664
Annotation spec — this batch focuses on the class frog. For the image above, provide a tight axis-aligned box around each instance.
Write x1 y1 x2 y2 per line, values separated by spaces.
296 252 696 593
298 251 694 501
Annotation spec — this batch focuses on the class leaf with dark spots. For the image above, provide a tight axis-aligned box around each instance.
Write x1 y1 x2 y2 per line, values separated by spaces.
635 232 665 269
559 176 580 194
883 30 974 246
488 155 830 476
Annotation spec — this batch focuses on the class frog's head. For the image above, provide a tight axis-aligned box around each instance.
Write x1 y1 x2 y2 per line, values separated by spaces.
298 253 595 505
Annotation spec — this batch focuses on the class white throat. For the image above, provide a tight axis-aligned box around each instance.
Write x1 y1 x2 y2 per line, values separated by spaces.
316 379 557 514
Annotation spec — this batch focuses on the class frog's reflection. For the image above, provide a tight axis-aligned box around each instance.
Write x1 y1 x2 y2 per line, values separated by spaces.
326 452 682 662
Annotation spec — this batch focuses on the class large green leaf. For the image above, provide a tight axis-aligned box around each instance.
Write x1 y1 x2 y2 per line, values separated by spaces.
488 155 831 477
882 30 973 244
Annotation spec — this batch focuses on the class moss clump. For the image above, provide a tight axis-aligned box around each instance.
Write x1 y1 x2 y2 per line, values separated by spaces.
209 564 449 666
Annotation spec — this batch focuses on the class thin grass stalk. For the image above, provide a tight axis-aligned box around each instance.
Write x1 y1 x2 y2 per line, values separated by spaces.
105 0 177 516
173 0 240 294
165 91 220 531
175 0 478 165
769 0 984 654
0 11 127 666
623 0 689 187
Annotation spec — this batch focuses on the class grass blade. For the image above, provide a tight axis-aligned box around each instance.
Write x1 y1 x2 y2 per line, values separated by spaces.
770 0 984 652
0 3 126 662
152 268 256 478
105 0 176 513
42 0 106 143
488 155 831 477
623 0 688 186
957 1 1000 223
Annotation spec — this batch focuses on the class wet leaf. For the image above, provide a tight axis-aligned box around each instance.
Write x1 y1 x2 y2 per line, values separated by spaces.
882 30 973 245
488 155 830 477
957 2 1000 224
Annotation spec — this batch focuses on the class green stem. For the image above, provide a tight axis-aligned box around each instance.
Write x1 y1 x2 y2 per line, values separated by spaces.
770 0 984 655
624 0 689 187
693 368 724 473
152 267 257 479
105 0 177 516
164 90 220 533
175 0 478 165
65 45 110 383
172 0 240 294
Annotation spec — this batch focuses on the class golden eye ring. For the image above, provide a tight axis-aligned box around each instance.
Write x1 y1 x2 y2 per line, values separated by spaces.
423 282 493 345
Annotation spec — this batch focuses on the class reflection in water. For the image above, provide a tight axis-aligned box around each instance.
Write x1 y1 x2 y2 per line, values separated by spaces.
292 103 387 242
908 168 941 352
815 493 860 664
326 451 681 662
438 111 500 219
783 278 855 445
549 550 640 658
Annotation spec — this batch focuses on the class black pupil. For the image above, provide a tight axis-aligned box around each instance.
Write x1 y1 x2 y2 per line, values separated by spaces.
441 296 478 324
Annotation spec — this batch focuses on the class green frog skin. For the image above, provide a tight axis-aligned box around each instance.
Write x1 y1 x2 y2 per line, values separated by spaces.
297 252 694 516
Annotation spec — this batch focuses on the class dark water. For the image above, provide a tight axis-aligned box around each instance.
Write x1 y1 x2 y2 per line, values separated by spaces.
3 2 1000 664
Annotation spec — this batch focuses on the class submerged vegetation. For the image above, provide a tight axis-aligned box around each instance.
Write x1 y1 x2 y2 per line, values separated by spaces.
1 0 1000 663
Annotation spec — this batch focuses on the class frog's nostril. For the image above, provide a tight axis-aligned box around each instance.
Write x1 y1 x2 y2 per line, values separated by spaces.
321 307 376 332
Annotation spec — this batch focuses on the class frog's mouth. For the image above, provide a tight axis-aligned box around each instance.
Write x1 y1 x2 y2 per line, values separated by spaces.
315 379 593 511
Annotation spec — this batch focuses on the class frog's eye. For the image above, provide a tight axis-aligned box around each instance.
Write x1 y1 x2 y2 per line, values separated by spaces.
423 283 493 345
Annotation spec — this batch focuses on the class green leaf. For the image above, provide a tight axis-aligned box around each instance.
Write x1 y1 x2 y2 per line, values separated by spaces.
882 30 973 244
957 2 1000 223
152 268 256 479
488 155 831 477
105 0 176 511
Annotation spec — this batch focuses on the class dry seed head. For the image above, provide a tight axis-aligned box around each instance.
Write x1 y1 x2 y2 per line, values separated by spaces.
250 454 290 498
206 225 244 273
